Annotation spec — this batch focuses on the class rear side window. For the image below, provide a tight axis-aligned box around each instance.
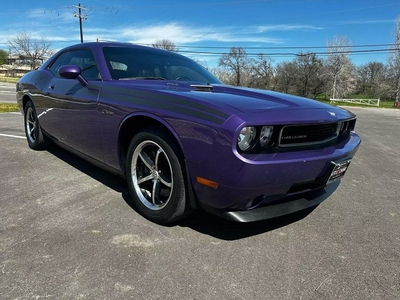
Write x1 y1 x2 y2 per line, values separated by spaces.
48 49 100 80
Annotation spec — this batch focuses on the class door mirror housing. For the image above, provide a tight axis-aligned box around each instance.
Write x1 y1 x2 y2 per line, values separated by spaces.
59 65 89 86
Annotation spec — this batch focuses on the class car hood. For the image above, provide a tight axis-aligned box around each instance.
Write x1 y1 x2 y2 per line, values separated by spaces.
111 81 355 122
119 81 332 112
191 84 332 113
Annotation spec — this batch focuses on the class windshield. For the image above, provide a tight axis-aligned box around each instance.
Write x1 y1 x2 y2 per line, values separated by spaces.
103 46 221 84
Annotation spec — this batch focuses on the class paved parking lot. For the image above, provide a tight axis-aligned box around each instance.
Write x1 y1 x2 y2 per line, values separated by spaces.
0 107 399 300
0 82 16 103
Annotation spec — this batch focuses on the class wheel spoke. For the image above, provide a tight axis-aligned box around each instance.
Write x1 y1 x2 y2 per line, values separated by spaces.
28 112 34 122
154 147 172 187
131 139 176 212
152 180 161 205
159 173 172 188
139 151 154 171
154 148 163 170
137 174 153 185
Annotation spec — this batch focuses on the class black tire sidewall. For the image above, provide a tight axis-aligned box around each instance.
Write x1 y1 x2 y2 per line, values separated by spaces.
24 101 45 150
126 129 187 224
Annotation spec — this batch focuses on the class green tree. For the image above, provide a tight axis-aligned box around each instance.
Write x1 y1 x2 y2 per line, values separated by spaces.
0 49 8 65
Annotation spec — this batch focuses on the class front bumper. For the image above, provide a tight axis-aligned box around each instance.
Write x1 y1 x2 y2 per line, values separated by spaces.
201 181 339 222
187 132 361 220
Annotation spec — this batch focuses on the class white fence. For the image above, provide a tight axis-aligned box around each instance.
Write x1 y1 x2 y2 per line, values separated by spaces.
330 98 380 107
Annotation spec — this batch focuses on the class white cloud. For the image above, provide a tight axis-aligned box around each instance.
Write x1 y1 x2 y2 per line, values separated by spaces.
340 19 394 25
1 19 322 50
82 22 287 45
255 24 324 32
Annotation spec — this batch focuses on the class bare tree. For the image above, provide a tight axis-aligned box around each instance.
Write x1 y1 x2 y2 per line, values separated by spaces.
356 62 388 98
326 36 355 99
218 47 248 86
249 54 274 90
274 61 298 94
388 16 400 106
294 52 325 98
7 32 51 70
192 58 209 70
152 39 178 52
211 67 235 84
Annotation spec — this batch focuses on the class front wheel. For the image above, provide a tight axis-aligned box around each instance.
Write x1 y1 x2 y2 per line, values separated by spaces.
126 128 190 224
24 101 47 150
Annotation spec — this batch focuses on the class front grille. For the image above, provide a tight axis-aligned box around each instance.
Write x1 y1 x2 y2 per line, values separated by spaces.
279 123 338 147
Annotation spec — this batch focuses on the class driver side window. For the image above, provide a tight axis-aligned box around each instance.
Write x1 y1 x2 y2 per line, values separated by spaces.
48 50 100 81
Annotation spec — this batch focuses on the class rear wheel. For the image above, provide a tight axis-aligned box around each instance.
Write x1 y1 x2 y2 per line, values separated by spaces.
24 101 47 150
126 128 190 224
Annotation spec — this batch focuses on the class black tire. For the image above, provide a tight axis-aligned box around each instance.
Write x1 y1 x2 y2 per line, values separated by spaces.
126 128 190 224
24 101 47 150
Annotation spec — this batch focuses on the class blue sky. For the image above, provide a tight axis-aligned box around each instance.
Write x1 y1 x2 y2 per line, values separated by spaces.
0 0 399 68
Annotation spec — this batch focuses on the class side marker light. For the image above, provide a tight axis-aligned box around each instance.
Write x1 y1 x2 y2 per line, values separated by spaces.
196 177 219 189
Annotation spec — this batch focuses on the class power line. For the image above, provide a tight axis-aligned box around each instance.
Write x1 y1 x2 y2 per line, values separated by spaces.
170 43 397 50
178 48 393 57
128 41 395 58
176 48 393 57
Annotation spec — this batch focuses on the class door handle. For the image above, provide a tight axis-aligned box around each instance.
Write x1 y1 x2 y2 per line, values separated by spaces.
49 84 55 90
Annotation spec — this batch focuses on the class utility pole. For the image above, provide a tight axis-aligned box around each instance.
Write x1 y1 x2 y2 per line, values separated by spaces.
72 3 87 43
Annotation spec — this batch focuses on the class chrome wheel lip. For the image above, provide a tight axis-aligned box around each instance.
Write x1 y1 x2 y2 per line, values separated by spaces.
131 140 174 211
25 107 37 144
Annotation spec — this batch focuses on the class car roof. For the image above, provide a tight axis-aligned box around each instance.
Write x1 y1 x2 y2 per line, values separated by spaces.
42 41 179 70
62 41 170 53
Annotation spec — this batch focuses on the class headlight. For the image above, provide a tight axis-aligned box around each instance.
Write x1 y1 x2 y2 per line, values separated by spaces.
259 126 273 147
237 126 256 151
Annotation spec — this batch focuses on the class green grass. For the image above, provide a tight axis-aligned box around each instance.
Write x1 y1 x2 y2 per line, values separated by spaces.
379 101 399 108
0 103 19 112
327 100 398 109
0 77 20 112
315 94 399 109
0 77 20 84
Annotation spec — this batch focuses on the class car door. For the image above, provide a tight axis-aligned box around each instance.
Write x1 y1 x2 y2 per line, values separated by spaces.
40 49 104 162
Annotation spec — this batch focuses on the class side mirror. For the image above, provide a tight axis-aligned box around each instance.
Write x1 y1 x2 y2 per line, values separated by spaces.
59 65 89 86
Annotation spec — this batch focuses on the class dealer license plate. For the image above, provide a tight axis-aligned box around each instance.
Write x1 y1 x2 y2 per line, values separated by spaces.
326 159 352 184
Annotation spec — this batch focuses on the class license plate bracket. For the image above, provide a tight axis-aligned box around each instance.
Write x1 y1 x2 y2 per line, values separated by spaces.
326 159 352 185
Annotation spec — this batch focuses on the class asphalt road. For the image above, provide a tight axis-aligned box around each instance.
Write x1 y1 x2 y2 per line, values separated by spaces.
0 106 399 300
0 82 16 104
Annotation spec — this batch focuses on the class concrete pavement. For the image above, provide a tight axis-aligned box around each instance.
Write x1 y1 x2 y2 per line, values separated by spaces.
0 107 399 299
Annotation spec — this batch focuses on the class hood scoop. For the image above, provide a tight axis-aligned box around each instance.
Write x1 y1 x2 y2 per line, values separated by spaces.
190 84 213 92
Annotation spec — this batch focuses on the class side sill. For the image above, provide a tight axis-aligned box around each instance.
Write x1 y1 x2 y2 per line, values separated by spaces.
45 133 125 179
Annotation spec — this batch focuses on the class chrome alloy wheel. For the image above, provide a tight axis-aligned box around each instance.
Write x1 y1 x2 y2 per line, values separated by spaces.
25 106 37 144
131 140 174 211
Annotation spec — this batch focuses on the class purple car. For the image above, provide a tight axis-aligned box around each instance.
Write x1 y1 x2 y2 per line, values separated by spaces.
16 42 361 224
